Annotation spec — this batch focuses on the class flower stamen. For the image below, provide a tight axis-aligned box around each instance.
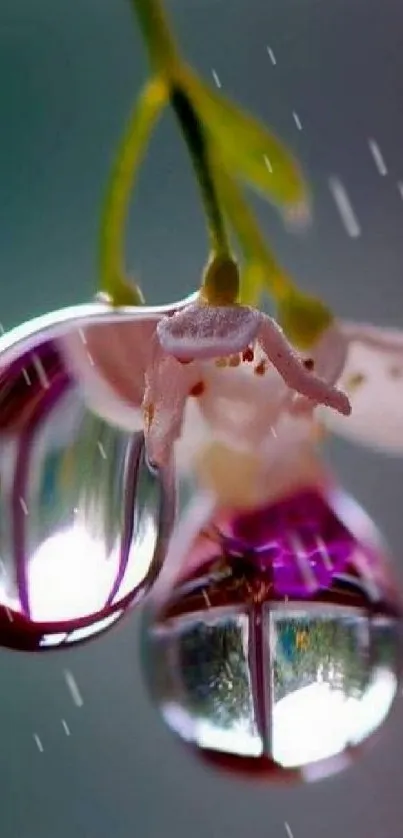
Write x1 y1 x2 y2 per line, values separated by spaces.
242 347 254 362
189 380 206 397
254 359 267 376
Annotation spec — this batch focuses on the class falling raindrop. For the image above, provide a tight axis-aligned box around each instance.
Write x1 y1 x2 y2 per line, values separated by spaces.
292 112 302 131
33 733 44 753
141 487 402 783
368 138 388 176
266 46 277 66
211 69 221 88
61 719 71 736
64 669 84 707
329 177 361 238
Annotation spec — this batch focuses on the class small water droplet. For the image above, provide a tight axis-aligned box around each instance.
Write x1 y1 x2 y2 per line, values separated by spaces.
142 488 402 783
19 497 29 516
211 69 221 88
368 138 388 176
329 177 361 238
33 733 44 753
292 111 302 131
266 46 277 65
97 441 107 460
263 154 273 173
64 669 84 707
61 718 71 736
32 354 50 389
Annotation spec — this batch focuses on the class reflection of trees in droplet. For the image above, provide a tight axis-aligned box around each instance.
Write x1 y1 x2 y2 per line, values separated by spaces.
58 411 131 552
372 621 399 670
179 619 254 731
274 616 370 702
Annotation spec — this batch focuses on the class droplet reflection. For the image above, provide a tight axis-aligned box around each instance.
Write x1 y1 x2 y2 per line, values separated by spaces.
0 309 176 650
142 488 402 782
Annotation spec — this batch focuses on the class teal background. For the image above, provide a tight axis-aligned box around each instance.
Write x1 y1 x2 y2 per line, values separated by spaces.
1 0 403 836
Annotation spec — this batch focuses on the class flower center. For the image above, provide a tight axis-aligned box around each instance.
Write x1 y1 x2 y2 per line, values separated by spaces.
157 302 260 361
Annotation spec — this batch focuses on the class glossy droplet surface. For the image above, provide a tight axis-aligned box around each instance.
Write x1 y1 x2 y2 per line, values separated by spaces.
0 309 175 650
142 488 402 783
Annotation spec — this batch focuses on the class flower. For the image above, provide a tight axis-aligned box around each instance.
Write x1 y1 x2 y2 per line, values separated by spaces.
2 293 403 617
60 293 351 471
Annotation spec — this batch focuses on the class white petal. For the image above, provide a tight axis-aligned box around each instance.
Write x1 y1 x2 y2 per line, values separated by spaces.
320 322 403 453
197 359 287 449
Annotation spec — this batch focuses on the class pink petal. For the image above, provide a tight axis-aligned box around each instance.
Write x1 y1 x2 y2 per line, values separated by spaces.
59 294 196 431
257 316 351 416
321 322 403 453
143 339 201 467
157 302 261 360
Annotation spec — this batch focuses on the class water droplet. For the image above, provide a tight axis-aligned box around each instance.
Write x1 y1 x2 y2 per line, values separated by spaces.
64 669 84 707
266 46 277 66
211 69 221 88
329 177 361 238
368 138 388 176
292 111 302 131
33 733 44 753
0 307 176 650
142 488 402 783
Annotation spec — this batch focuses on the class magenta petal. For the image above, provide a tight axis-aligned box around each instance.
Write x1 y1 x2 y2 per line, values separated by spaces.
228 491 354 596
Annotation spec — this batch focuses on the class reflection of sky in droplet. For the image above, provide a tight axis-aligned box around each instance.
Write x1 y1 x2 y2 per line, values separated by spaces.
272 669 397 768
28 525 118 621
0 516 157 623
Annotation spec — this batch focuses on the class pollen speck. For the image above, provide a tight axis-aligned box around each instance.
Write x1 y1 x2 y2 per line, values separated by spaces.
346 372 365 392
189 380 205 397
242 347 254 362
215 357 227 368
144 403 155 429
254 360 267 376
229 354 241 367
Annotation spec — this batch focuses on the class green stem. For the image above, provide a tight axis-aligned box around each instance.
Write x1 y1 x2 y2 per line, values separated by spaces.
171 88 231 258
215 165 295 301
99 77 168 302
130 0 180 75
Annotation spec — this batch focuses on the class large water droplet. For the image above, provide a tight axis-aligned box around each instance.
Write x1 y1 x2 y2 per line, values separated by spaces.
142 488 403 782
0 306 176 650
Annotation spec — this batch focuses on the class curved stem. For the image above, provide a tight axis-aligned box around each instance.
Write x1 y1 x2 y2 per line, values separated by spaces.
99 77 168 302
171 87 231 258
130 0 180 75
215 165 295 302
